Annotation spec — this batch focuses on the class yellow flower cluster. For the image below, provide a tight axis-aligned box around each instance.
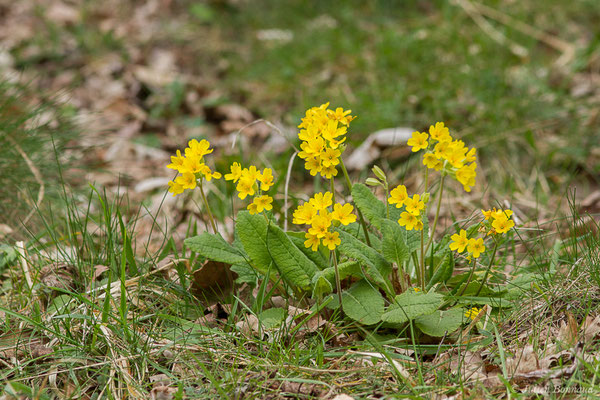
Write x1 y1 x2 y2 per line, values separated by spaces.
388 184 425 231
293 192 357 251
167 139 222 196
408 122 478 192
481 208 515 235
225 162 274 215
297 102 355 179
449 229 486 258
465 307 481 320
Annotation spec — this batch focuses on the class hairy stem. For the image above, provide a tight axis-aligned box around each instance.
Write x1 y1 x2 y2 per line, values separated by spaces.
475 239 499 296
199 180 218 234
339 157 371 246
332 250 343 314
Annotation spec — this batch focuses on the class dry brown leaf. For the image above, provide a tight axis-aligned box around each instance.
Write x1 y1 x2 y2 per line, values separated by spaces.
582 314 600 342
345 127 413 170
190 260 237 306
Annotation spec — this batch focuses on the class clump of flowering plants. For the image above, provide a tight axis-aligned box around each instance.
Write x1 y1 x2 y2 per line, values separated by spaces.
177 104 518 337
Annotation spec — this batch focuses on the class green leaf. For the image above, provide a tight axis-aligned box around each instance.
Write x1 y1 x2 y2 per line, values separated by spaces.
185 232 247 265
266 224 320 290
342 281 385 325
287 232 329 270
381 290 443 324
259 308 286 329
427 251 454 289
231 262 258 285
236 211 271 274
351 183 386 228
336 229 391 289
415 308 464 337
311 261 361 297
381 219 410 265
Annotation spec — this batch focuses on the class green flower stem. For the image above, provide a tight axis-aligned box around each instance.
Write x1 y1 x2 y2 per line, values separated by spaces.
339 157 371 247
424 174 446 256
332 250 343 314
199 180 218 234
330 177 336 204
456 257 477 299
475 239 499 297
419 228 426 290
384 182 390 219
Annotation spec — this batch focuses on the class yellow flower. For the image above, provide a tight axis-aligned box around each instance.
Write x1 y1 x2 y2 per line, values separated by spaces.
166 150 186 172
175 172 197 190
181 154 203 174
305 157 322 176
327 107 355 126
322 231 341 250
185 139 213 159
465 147 476 163
225 162 243 182
423 152 443 171
449 229 469 253
298 125 320 142
320 148 341 168
304 233 320 251
407 131 428 152
199 164 221 181
481 209 494 220
465 307 481 320
404 194 425 216
398 211 419 231
168 180 184 196
309 192 333 210
293 203 317 225
303 136 325 156
434 141 451 160
247 195 273 214
492 216 514 234
247 202 259 215
428 122 451 143
236 177 255 200
308 214 332 238
321 120 347 144
320 165 338 179
413 287 421 292
331 203 356 225
258 168 274 191
388 185 408 208
241 165 261 183
467 238 485 258
456 163 477 192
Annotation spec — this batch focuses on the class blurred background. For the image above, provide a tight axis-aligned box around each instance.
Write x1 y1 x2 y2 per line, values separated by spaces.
1 0 599 240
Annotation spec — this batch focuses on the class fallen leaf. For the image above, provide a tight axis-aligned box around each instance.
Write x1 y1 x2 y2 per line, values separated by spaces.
190 260 237 306
345 127 413 170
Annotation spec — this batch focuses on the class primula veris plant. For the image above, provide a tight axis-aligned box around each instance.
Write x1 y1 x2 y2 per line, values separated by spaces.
180 104 518 339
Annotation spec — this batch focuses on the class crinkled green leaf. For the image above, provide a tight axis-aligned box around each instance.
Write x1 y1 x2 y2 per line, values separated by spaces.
287 231 329 270
381 219 410 265
311 261 361 297
351 183 386 228
259 308 286 329
266 224 319 290
236 211 271 274
427 251 454 289
336 229 391 289
342 281 385 325
184 232 247 265
415 308 464 337
381 290 443 324
231 262 258 285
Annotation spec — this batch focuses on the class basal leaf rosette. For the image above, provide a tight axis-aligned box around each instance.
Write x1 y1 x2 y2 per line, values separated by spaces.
292 191 357 251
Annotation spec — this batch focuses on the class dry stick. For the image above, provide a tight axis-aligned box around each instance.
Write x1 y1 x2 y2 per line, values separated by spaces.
5 134 45 229
283 151 298 232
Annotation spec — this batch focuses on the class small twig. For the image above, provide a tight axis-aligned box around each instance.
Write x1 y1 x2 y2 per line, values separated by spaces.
283 151 298 231
15 241 33 291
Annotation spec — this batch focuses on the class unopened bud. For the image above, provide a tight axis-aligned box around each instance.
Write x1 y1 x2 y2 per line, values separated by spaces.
422 192 430 203
371 165 387 182
365 178 382 187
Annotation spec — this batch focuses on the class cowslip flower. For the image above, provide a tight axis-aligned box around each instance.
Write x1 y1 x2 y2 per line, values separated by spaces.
398 211 420 231
304 233 320 251
407 131 428 152
166 139 220 196
293 203 317 225
482 208 515 235
449 229 469 253
308 214 332 238
331 203 357 225
388 185 408 208
404 194 425 216
429 122 451 143
258 168 274 191
247 195 273 215
467 238 485 258
225 162 243 182
322 231 341 250
465 307 481 320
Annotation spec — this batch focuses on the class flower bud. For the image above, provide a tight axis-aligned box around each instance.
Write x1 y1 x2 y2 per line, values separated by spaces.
421 192 430 203
365 178 382 187
371 165 387 182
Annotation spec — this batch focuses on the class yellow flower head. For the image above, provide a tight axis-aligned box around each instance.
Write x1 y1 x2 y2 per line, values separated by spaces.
320 148 341 168
327 107 355 126
449 229 469 253
423 152 443 171
322 231 341 250
308 214 332 238
168 180 184 196
185 139 213 159
465 307 481 321
305 157 322 176
247 195 273 215
258 168 274 191
331 203 356 225
407 131 429 152
404 194 425 216
320 165 338 179
166 150 186 172
429 122 451 143
388 185 408 208
181 154 203 174
456 163 477 192
492 215 514 234
304 233 320 251
293 202 317 225
175 172 197 190
398 211 420 231
467 238 485 258
199 164 221 181
241 165 261 183
309 192 333 211
225 162 243 182
236 177 255 200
